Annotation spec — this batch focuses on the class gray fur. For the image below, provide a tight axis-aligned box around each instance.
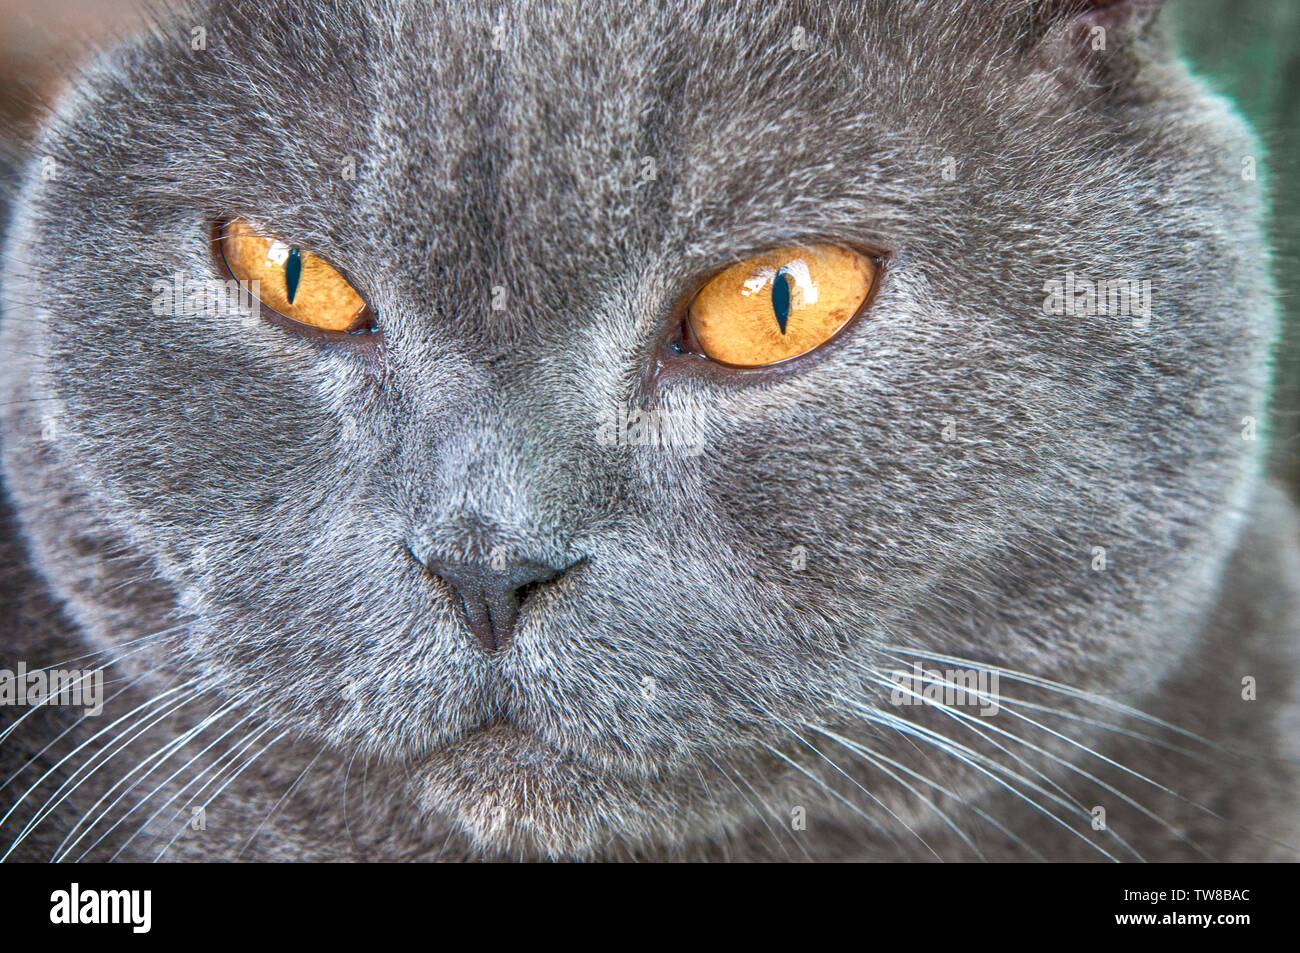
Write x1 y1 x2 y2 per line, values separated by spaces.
0 0 1297 861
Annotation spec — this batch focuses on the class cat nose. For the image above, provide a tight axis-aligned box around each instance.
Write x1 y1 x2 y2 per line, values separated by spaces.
425 558 570 653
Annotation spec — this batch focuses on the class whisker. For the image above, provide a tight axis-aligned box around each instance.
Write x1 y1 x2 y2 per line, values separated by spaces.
0 669 154 796
0 633 175 748
151 726 288 862
700 751 802 862
56 698 257 863
809 724 1044 861
237 741 328 860
756 737 922 858
838 696 1120 862
873 647 1300 857
0 681 208 860
861 667 1150 861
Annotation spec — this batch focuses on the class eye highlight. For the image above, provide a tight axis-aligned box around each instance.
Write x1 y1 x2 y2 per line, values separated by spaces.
217 219 373 333
686 245 876 367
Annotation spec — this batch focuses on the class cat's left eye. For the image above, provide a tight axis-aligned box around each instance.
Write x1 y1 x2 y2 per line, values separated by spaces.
217 218 374 333
685 244 876 367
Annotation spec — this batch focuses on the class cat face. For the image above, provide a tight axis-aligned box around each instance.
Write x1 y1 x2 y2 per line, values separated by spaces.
0 0 1274 856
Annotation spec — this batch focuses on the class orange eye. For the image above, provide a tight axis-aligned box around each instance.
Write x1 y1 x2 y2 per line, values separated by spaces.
218 218 371 332
686 245 876 366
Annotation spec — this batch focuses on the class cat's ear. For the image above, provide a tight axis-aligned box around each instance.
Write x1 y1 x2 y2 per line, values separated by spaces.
1029 0 1166 76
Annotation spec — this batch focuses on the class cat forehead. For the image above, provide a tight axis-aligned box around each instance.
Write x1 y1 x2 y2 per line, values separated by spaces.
360 0 1012 151
198 0 1023 178
191 0 1024 268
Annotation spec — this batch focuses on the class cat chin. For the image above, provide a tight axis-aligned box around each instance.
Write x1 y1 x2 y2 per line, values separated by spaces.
407 723 698 859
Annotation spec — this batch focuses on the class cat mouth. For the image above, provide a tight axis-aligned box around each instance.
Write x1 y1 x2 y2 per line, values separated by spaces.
457 720 558 759
430 716 585 773
408 718 680 858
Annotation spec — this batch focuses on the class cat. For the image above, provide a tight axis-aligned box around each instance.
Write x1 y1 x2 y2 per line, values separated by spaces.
0 0 1297 862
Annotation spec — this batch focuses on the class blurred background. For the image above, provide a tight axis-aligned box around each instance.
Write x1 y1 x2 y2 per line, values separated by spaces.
2 0 1299 487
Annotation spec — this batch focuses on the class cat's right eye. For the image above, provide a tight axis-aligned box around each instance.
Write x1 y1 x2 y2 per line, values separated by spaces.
217 218 375 333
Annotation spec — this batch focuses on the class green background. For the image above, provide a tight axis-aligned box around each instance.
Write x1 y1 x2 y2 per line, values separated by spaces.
1174 0 1300 489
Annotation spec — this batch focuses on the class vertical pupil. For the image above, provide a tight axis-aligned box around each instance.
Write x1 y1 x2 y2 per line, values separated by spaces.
772 270 791 334
285 248 303 305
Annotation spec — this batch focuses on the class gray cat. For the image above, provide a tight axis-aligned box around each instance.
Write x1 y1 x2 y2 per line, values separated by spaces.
0 0 1297 862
